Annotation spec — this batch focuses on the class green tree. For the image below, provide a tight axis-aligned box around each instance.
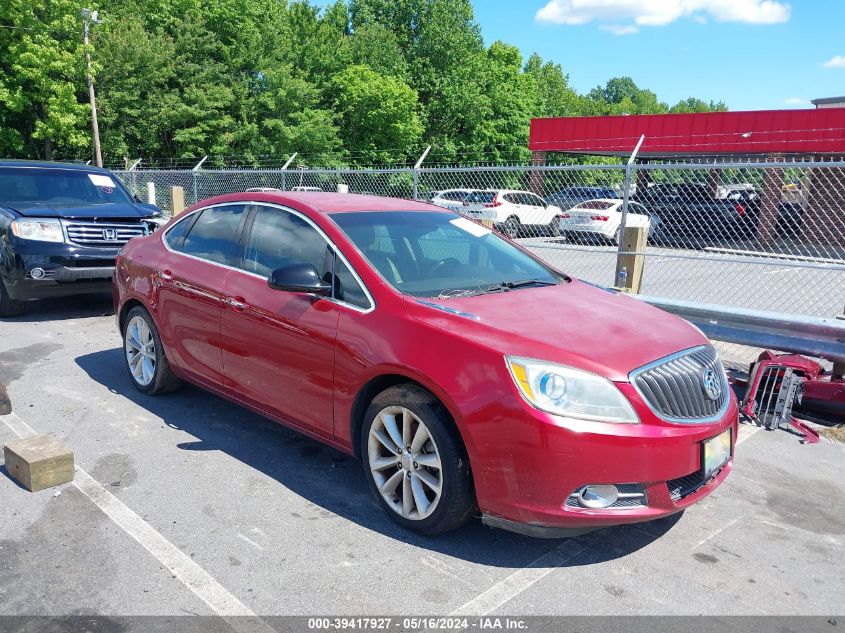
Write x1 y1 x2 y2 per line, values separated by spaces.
670 97 728 113
0 0 90 159
329 64 422 165
524 53 581 118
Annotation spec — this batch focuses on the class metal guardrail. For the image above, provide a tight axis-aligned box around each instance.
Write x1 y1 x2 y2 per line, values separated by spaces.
637 295 845 363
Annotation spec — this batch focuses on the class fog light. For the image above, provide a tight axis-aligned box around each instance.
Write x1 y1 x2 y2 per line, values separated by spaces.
30 267 46 280
578 484 619 509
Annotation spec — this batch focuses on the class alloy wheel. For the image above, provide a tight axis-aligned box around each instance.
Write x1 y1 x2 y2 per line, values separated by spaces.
125 315 156 386
368 406 443 521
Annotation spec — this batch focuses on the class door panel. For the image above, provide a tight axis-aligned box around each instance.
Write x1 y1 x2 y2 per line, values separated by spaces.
221 204 343 437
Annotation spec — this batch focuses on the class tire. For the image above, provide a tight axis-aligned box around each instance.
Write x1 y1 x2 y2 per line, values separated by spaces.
122 306 182 395
547 221 561 238
0 278 25 318
503 216 521 239
361 384 475 536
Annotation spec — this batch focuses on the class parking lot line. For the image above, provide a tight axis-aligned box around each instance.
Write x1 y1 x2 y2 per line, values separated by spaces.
450 538 595 616
1 411 272 629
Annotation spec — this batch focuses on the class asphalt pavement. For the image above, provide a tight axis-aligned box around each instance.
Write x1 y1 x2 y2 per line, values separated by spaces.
1 295 843 620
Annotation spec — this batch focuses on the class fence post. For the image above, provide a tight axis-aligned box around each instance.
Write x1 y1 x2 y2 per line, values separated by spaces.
171 186 185 217
280 153 297 191
192 156 207 206
146 181 156 205
614 135 646 289
413 145 432 200
835 305 845 380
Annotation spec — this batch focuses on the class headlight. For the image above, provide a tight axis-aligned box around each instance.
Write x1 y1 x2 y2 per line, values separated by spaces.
505 356 639 423
10 218 64 243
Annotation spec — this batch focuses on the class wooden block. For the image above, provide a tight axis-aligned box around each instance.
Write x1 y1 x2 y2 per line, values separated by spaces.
4 435 74 492
0 382 10 415
171 185 185 216
615 225 648 294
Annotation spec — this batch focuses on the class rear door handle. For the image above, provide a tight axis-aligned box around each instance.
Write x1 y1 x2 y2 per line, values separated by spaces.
225 296 248 311
158 270 173 283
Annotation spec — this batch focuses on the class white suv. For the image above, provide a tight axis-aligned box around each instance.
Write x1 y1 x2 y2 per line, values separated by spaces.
429 189 480 213
463 190 562 238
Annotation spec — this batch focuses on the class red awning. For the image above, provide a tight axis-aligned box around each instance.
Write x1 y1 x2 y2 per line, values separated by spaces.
529 108 845 157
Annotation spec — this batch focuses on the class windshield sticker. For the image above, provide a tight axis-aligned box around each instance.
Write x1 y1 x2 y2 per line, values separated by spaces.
450 217 491 238
88 174 116 188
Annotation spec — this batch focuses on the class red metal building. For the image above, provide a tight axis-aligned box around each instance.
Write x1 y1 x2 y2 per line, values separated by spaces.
528 108 845 247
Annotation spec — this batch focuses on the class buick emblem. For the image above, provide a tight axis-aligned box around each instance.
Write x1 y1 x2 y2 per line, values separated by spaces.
102 228 118 241
701 369 722 401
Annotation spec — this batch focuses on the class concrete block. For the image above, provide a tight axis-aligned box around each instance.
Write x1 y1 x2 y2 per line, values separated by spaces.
4 434 74 492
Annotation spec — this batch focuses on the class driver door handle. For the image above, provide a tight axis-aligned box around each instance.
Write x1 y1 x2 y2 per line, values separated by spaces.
225 296 249 311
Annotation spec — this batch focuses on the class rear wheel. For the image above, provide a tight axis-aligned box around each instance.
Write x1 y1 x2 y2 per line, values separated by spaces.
547 220 561 238
122 306 182 394
361 384 475 535
0 279 25 318
503 216 521 239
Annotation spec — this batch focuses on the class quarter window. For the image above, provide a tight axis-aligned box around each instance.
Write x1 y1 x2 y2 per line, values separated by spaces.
180 205 246 265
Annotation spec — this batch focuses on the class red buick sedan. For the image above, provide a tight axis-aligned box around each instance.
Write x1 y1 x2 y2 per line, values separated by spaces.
113 192 738 537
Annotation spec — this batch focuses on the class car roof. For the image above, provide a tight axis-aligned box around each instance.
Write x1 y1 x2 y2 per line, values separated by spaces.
187 191 451 215
0 159 113 174
572 198 623 205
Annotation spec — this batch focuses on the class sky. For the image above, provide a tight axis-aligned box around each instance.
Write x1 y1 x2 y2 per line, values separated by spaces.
321 0 845 112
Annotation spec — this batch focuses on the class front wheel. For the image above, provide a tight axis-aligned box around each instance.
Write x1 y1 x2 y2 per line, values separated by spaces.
0 279 25 318
361 384 475 535
122 306 182 394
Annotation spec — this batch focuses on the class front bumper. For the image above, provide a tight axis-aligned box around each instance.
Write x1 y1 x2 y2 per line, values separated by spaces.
466 390 739 535
2 240 119 300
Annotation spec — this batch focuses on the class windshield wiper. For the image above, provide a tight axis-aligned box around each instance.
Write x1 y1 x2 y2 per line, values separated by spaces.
501 279 558 289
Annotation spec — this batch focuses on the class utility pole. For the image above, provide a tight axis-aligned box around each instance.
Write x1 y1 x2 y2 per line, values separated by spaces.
81 8 103 168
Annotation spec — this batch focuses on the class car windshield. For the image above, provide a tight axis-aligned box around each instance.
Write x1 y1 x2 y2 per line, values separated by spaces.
0 168 134 207
332 211 565 298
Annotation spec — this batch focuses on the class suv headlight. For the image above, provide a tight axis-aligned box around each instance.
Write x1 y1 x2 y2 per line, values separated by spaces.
505 356 639 423
10 218 64 243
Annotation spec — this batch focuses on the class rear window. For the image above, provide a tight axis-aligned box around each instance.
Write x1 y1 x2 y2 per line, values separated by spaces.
0 167 134 207
576 200 616 210
465 192 495 204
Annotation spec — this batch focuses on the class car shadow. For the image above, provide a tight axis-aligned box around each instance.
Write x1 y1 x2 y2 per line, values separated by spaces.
75 347 683 568
3 293 114 323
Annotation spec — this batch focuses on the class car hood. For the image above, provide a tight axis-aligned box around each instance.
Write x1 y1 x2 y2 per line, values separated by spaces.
6 201 159 219
404 280 708 382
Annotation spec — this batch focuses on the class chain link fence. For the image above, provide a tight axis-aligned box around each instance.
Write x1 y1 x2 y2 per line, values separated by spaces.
115 160 845 365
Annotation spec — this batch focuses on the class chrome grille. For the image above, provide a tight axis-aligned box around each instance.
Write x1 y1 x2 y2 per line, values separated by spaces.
64 221 147 246
631 345 729 423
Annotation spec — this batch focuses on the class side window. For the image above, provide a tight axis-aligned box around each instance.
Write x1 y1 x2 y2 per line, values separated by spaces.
527 194 546 207
181 205 246 265
332 256 370 309
241 206 328 278
503 194 518 205
163 213 197 251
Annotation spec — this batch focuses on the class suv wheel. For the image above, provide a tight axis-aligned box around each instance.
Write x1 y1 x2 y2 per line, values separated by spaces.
122 306 182 394
0 279 25 318
503 216 521 239
361 384 475 535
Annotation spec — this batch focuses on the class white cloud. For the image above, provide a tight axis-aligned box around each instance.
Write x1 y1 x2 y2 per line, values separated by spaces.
823 55 845 68
783 97 807 106
536 0 791 28
599 24 639 35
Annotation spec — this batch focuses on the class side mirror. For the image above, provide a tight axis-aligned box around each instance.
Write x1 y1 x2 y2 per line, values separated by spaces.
267 263 331 296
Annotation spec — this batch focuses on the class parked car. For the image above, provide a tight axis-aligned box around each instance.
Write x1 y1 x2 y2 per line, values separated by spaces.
558 198 660 244
115 191 738 537
716 183 758 201
429 189 479 213
246 187 282 193
463 189 562 238
635 183 757 242
0 160 163 317
291 186 322 193
546 186 621 210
